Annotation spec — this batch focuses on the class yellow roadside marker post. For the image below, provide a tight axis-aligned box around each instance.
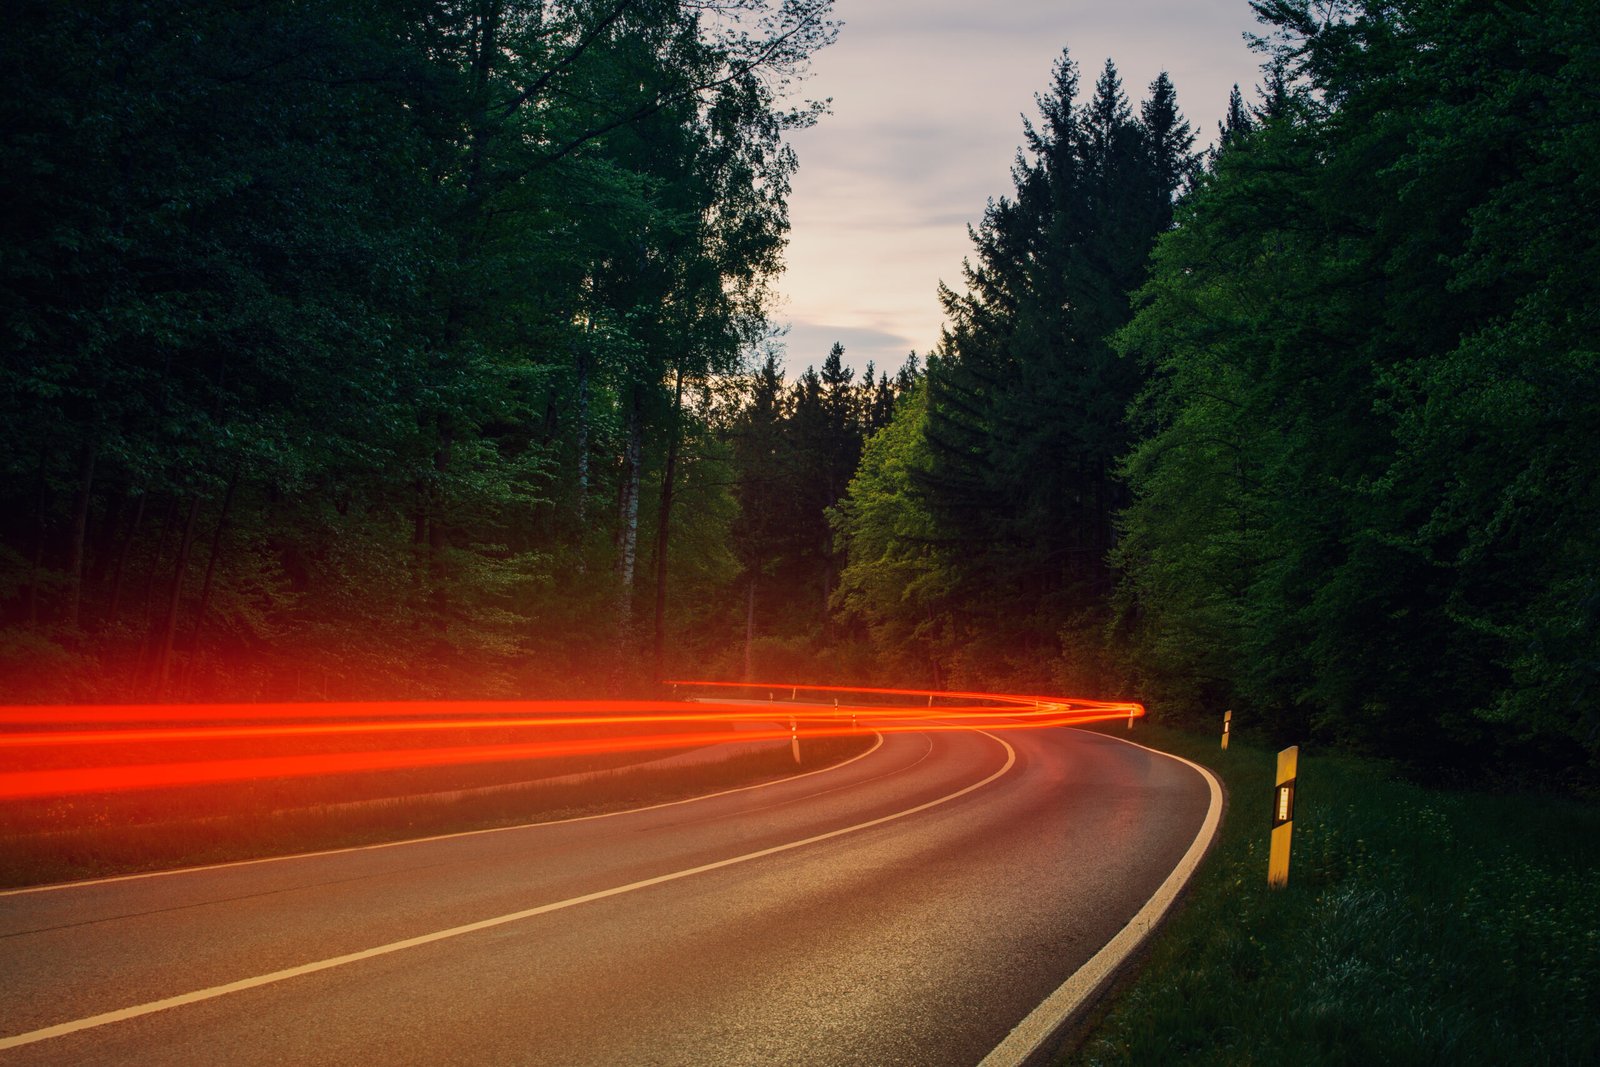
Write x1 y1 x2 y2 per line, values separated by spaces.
1221 709 1232 750
790 714 800 764
1268 745 1298 888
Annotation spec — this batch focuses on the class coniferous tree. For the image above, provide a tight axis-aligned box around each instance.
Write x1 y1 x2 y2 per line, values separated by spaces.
730 353 793 671
1115 0 1600 773
911 47 1197 684
1213 83 1255 159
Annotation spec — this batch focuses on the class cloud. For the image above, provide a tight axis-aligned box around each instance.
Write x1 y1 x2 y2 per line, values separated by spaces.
776 320 921 377
776 0 1263 367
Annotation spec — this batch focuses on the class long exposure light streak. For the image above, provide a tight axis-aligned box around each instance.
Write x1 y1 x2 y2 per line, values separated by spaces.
0 682 1143 801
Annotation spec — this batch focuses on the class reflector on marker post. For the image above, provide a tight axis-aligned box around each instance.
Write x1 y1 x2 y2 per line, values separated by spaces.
1221 709 1232 750
1268 745 1298 888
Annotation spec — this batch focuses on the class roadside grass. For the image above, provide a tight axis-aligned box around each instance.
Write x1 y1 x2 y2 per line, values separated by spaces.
0 732 872 890
1068 724 1600 1065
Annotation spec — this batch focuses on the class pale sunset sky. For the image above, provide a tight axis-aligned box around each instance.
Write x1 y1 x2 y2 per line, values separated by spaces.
773 0 1267 378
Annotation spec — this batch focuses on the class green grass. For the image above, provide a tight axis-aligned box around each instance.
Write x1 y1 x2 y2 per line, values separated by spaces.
1068 724 1600 1066
0 732 872 889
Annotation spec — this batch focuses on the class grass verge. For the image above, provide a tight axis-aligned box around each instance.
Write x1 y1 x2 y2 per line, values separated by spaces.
1067 724 1600 1065
0 732 873 890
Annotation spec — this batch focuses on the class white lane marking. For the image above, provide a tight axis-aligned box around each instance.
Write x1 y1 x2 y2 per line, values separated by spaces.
0 732 1014 1051
978 731 1225 1067
0 732 886 898
682 732 935 822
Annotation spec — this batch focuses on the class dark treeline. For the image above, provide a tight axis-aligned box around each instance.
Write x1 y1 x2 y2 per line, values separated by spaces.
830 0 1598 777
731 344 917 678
830 52 1200 692
6 1 1595 779
0 0 842 699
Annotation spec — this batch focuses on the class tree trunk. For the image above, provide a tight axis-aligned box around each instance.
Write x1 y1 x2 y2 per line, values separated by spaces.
651 367 684 680
25 433 52 627
464 1 502 201
1093 458 1110 598
185 467 240 679
88 484 127 592
820 565 833 641
615 395 642 649
137 495 180 640
151 495 201 697
744 575 757 682
104 490 146 631
63 435 98 631
430 428 454 637
574 342 590 532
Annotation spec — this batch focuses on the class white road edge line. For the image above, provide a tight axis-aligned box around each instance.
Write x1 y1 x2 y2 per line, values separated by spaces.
0 731 1014 1051
0 730 885 898
978 731 1225 1067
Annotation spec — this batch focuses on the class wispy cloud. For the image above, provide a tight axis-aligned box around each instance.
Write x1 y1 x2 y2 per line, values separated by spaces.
776 0 1262 374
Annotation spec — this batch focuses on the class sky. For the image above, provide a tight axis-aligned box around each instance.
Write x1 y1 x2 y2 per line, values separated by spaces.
772 0 1267 378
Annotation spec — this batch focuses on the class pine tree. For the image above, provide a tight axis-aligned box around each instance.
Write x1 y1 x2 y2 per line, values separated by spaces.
730 353 793 674
914 47 1197 680
1215 83 1255 157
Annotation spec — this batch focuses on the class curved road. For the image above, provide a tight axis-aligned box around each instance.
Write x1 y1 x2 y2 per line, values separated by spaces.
0 722 1214 1066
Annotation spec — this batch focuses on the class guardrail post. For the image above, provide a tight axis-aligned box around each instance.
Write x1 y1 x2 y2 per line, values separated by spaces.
1268 745 1298 888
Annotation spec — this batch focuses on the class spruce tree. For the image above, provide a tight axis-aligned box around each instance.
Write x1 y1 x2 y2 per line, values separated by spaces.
917 47 1196 676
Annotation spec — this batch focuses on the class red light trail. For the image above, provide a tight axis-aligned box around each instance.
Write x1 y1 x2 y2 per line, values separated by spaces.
0 682 1143 801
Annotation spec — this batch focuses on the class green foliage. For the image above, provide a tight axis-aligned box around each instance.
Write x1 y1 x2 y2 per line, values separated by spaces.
727 344 921 664
841 47 1196 691
1114 0 1600 773
0 0 837 698
830 382 956 684
1069 727 1600 1064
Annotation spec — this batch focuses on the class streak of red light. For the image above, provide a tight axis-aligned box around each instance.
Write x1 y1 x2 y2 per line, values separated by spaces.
0 681 1143 800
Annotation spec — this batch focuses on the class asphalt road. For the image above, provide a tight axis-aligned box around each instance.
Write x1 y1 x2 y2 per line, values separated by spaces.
0 722 1214 1066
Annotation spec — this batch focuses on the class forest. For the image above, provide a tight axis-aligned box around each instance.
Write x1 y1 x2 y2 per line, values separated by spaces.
2 0 1595 778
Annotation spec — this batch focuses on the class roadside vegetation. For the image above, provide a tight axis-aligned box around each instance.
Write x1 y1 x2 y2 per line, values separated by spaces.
6 3 1594 787
1068 724 1600 1065
0 731 872 890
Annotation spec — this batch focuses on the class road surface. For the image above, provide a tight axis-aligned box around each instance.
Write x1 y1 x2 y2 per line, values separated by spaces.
0 722 1215 1065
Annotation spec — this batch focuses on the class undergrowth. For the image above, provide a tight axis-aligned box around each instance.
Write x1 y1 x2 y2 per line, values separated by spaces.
1069 724 1600 1065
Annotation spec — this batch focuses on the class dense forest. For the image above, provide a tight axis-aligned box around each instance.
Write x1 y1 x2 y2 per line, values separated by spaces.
0 0 860 699
3 1 1595 776
832 0 1598 776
